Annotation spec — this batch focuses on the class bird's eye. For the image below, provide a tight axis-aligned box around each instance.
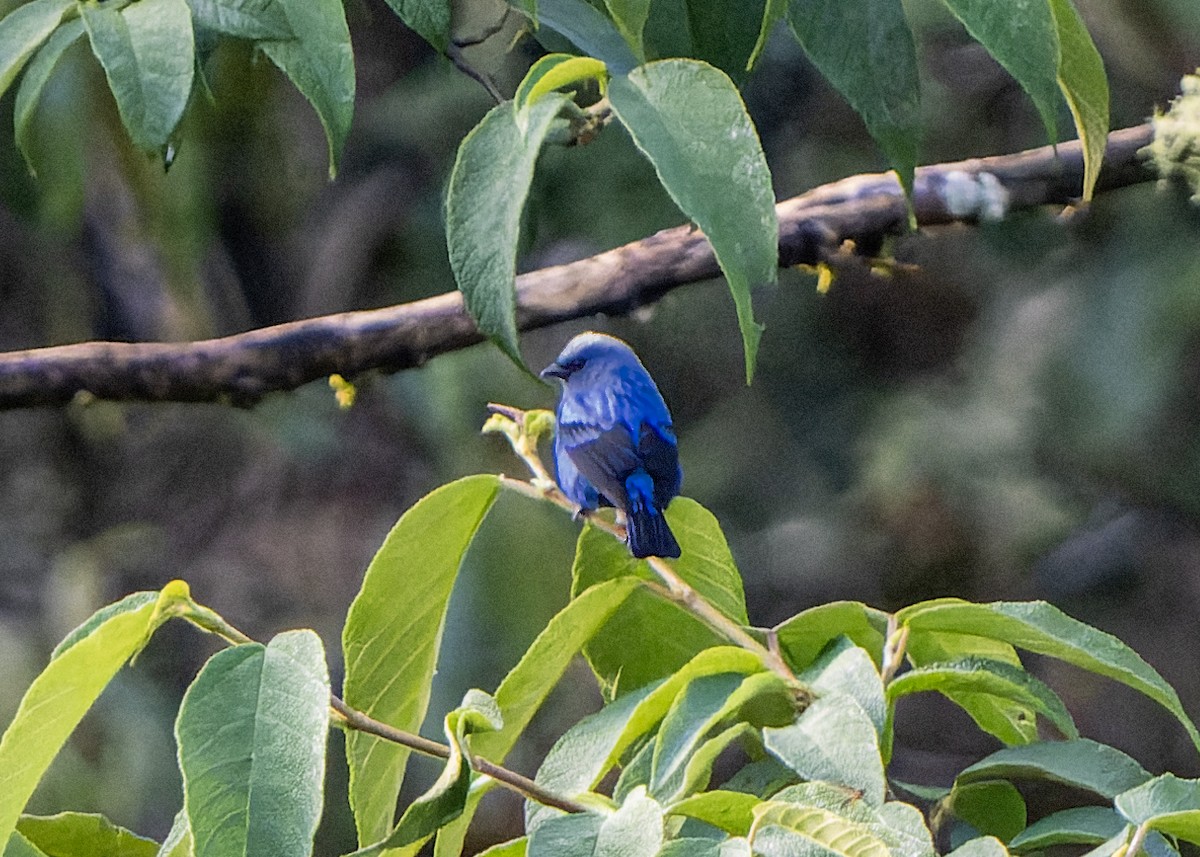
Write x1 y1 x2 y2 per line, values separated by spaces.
562 358 586 374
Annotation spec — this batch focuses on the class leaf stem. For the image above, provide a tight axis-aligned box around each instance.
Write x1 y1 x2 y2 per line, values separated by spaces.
183 602 590 815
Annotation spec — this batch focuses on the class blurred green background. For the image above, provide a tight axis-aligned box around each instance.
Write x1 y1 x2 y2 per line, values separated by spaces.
1 0 1199 853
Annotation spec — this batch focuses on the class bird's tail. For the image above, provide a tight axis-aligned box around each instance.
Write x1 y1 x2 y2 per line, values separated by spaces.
625 472 680 559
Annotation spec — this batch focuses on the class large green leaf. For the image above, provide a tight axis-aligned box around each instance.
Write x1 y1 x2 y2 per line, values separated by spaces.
258 0 354 176
938 0 1060 145
186 0 292 39
82 0 194 152
947 781 1026 843
15 813 158 857
1048 0 1108 201
13 18 83 176
527 788 664 857
446 94 570 367
1008 807 1125 853
751 802 891 857
342 475 501 846
1115 775 1200 845
683 0 768 80
607 59 777 382
380 0 450 52
763 691 886 806
802 637 885 736
897 599 1200 752
0 585 186 846
786 0 920 196
573 499 749 696
667 790 762 836
956 739 1150 799
350 692 502 856
176 630 330 857
0 0 71 98
435 577 644 857
768 783 934 857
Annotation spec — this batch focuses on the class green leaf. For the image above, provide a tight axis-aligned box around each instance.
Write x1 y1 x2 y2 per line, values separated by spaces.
514 53 608 111
897 599 1200 752
607 59 777 383
446 94 570 367
956 739 1150 799
521 0 639 73
1115 775 1200 844
155 811 191 857
682 0 767 81
476 839 527 857
937 0 1060 145
773 602 889 672
748 0 787 69
1048 0 1108 201
0 0 71 99
380 0 450 51
574 500 749 696
945 838 1009 857
668 790 762 836
437 577 644 856
0 586 184 847
3 832 49 857
602 0 649 59
258 0 354 177
947 781 1026 843
678 723 756 797
903 629 1036 747
886 657 1077 741
349 691 503 857
13 18 83 176
1008 807 1125 852
763 692 886 806
597 787 664 856
752 802 891 857
785 0 920 196
767 784 934 857
176 630 330 857
802 637 885 736
82 0 195 152
15 813 158 857
342 475 501 846
526 812 602 857
185 0 292 39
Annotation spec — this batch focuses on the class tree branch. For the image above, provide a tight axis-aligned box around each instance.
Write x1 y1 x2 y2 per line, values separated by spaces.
0 124 1156 409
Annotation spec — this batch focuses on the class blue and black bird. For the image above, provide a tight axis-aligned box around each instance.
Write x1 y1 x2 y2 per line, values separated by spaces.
541 332 682 559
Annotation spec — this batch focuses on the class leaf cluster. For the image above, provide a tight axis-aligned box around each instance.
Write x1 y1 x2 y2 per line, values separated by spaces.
2 411 1200 857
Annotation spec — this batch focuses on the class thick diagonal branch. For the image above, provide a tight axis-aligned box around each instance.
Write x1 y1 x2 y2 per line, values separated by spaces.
0 125 1155 409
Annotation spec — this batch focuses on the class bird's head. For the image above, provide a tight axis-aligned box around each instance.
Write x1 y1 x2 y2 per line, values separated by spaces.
540 332 643 384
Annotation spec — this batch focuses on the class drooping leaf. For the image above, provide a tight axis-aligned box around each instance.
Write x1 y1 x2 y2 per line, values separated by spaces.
176 630 330 857
897 599 1200 752
82 0 194 152
13 18 83 176
258 0 355 176
446 94 570 367
15 813 158 857
0 585 187 846
763 692 886 806
349 691 502 856
380 0 450 52
887 657 1077 741
956 739 1150 799
785 0 920 196
607 59 777 382
937 0 1060 145
521 0 639 73
0 0 72 98
573 499 749 696
342 475 501 846
186 0 292 39
1048 0 1108 201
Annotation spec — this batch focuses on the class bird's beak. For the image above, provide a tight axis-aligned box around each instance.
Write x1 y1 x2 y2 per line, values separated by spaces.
540 362 567 380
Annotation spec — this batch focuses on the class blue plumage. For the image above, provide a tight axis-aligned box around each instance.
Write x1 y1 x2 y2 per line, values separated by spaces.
541 332 682 559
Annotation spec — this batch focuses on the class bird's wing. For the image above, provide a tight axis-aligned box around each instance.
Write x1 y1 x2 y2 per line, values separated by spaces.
638 423 682 507
558 420 640 508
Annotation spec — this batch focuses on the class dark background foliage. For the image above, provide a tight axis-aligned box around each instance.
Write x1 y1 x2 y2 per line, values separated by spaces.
1 0 1199 853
